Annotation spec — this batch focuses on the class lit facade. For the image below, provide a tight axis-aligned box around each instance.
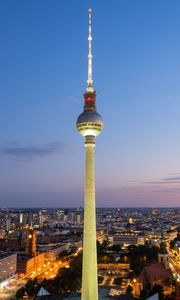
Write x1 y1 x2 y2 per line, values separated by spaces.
17 252 45 277
25 229 36 257
108 234 145 247
0 253 17 282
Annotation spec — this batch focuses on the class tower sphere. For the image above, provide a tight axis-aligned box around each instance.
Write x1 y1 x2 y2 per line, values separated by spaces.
76 111 103 137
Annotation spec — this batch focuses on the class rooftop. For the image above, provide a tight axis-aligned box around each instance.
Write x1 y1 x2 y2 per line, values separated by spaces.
0 251 17 260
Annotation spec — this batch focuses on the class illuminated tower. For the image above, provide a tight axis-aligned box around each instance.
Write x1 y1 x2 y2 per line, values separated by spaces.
158 241 169 269
76 9 103 300
25 229 36 257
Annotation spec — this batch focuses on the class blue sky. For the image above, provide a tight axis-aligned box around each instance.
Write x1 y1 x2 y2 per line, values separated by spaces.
0 0 180 207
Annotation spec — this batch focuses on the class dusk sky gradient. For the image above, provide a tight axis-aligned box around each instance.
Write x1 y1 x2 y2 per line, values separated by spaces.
0 0 180 207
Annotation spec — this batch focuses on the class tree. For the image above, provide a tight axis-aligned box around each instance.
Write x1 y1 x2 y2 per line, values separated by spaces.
126 285 133 296
97 240 115 263
98 276 104 284
24 279 39 297
113 277 122 285
140 288 148 300
170 240 175 249
148 285 164 300
16 278 41 298
107 244 121 252
54 253 82 294
16 287 25 299
125 245 159 275
97 241 106 257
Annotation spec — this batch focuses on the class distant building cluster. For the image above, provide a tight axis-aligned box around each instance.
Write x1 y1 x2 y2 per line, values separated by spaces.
0 207 179 299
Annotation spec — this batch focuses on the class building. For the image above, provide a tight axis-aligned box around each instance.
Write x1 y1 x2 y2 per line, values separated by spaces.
26 228 36 257
76 8 103 300
151 208 158 216
17 252 45 277
16 228 45 277
0 252 17 282
158 242 169 269
39 244 68 261
136 263 171 293
0 230 5 239
98 263 130 277
19 213 23 225
0 238 20 251
6 217 11 232
108 234 145 247
39 211 46 227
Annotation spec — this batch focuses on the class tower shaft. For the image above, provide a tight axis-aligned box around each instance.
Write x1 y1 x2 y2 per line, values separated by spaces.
82 136 98 300
77 8 103 300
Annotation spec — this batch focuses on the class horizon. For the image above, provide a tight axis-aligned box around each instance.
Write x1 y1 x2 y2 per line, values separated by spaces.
2 206 180 210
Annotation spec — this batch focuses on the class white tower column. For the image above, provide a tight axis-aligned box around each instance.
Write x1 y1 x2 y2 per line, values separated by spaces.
82 135 98 300
77 8 103 300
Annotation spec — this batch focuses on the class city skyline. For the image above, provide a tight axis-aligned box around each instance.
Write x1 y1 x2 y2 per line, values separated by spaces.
0 1 180 207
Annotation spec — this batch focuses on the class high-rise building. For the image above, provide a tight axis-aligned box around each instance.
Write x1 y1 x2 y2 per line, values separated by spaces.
75 214 81 225
6 217 11 232
39 211 46 227
76 9 103 300
19 213 23 225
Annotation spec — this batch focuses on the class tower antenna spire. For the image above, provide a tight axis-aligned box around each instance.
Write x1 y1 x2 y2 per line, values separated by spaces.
87 8 93 91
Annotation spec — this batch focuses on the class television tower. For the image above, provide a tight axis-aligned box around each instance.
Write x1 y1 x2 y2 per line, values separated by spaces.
76 9 103 300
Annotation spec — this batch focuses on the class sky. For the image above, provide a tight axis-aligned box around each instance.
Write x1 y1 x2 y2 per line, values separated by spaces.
0 0 180 207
